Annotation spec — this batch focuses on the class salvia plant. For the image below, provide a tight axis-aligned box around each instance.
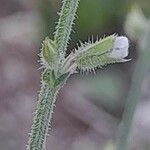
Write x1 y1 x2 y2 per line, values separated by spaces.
26 0 129 150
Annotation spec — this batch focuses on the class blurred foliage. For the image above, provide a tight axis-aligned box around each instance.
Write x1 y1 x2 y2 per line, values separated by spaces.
129 0 150 17
104 142 115 150
38 0 150 41
116 6 150 150
125 5 149 40
82 70 125 115
38 0 59 38
74 0 128 40
38 0 128 43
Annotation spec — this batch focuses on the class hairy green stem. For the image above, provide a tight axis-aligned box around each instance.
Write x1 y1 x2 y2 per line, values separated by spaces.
27 68 70 150
27 83 57 150
54 0 80 60
116 29 150 150
27 0 81 149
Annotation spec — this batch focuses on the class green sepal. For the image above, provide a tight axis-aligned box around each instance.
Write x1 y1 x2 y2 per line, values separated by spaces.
77 54 129 71
74 35 129 71
77 53 129 71
75 35 116 58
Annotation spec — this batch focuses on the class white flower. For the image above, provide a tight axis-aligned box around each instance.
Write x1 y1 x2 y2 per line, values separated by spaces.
109 36 129 59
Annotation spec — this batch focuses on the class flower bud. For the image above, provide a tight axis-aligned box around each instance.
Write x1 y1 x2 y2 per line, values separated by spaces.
109 36 129 59
41 37 57 68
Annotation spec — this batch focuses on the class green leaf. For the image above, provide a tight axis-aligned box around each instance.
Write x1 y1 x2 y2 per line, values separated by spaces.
84 72 124 112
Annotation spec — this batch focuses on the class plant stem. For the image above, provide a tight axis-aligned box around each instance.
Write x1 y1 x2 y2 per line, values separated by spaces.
27 83 56 150
54 0 80 60
27 68 70 150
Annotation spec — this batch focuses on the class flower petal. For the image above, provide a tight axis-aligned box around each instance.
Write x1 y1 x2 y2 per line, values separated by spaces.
109 36 129 59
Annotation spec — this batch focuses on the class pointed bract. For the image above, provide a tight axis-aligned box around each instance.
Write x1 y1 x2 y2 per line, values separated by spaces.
40 37 57 69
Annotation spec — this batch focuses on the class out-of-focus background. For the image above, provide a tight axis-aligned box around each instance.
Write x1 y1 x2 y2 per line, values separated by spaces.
0 0 150 150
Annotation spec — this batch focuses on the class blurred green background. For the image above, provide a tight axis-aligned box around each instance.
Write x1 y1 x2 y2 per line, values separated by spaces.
0 0 150 150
